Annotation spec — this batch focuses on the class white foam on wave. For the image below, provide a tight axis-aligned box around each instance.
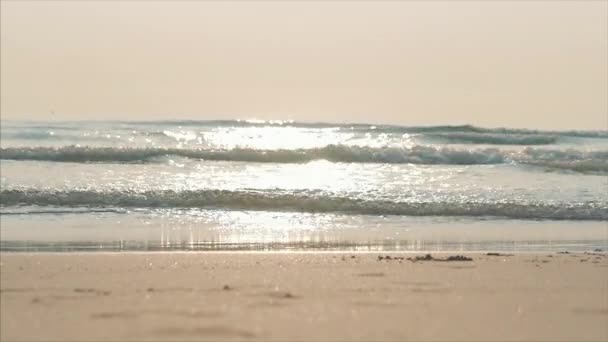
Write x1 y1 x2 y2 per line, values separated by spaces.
0 145 506 165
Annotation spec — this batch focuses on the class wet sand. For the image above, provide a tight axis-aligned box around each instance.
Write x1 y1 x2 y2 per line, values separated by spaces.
1 252 607 341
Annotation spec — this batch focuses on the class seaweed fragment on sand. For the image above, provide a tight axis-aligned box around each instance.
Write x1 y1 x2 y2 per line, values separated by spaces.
445 255 473 261
408 254 473 262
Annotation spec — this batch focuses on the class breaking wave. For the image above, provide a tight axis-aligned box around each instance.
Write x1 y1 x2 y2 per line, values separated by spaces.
2 146 607 174
0 145 507 165
1 189 605 221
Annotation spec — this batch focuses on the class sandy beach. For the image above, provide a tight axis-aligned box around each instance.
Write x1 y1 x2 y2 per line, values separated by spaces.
1 252 607 341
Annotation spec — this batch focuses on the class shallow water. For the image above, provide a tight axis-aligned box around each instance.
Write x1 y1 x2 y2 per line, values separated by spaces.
1 120 606 251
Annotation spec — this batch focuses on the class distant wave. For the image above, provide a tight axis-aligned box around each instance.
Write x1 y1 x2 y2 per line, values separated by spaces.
136 121 608 138
521 160 608 174
2 145 607 174
517 148 608 174
3 121 607 139
521 147 608 161
425 132 558 145
400 124 608 138
1 131 67 140
1 189 605 221
2 129 565 146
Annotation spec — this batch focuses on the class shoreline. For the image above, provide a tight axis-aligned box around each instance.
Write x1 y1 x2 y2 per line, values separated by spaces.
3 212 607 255
2 252 607 341
0 249 605 254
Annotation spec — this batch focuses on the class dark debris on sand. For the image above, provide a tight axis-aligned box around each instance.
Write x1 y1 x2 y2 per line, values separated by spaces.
413 254 433 261
486 253 514 257
406 254 473 262
445 255 473 261
585 251 607 256
377 255 405 261
377 254 473 262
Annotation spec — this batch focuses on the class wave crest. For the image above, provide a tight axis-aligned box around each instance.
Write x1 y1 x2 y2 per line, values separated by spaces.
2 146 606 174
1 189 605 221
0 145 507 165
426 132 558 145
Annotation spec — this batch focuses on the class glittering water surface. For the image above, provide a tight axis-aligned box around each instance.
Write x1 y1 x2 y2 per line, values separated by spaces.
1 120 607 251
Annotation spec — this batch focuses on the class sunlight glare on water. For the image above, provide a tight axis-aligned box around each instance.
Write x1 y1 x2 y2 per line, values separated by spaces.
1 120 607 251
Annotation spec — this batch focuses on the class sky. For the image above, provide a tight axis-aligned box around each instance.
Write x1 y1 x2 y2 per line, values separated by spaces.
1 1 607 130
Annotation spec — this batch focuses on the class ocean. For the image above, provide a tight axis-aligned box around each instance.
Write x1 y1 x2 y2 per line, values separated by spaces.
1 120 606 252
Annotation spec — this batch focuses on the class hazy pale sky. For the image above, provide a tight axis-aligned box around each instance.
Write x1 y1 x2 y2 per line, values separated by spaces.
1 1 606 129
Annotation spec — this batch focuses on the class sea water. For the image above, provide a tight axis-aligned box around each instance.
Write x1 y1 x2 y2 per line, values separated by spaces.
1 120 606 251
